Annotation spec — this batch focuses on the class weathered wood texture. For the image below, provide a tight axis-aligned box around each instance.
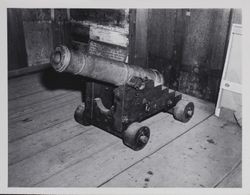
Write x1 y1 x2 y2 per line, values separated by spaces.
23 21 53 66
70 9 128 28
7 9 28 71
8 71 241 187
8 9 70 71
147 9 178 88
148 9 176 63
23 9 71 67
52 9 71 49
22 9 54 67
69 9 130 133
8 9 129 71
9 9 242 102
8 70 84 143
22 9 51 21
216 162 241 187
8 63 51 79
69 9 129 61
103 116 241 187
9 97 213 186
8 9 242 187
131 9 149 67
89 26 128 47
134 9 242 102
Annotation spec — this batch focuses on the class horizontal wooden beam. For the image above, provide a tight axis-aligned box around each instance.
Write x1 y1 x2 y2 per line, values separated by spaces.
90 26 129 48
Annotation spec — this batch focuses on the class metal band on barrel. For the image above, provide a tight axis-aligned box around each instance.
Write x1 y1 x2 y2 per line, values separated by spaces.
74 54 86 75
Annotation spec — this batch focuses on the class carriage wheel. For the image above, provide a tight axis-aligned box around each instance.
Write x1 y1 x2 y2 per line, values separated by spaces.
173 100 194 123
123 122 150 151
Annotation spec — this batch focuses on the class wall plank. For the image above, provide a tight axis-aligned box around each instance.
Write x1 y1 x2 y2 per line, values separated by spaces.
89 26 128 47
133 9 149 67
147 9 178 88
70 9 127 28
148 9 176 62
8 9 70 72
7 9 28 70
23 21 53 66
178 9 232 102
134 8 241 102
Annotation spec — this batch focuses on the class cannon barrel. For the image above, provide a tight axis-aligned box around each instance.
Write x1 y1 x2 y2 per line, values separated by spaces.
50 45 164 87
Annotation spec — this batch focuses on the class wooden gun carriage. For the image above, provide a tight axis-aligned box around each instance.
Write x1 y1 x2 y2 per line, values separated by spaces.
50 45 194 150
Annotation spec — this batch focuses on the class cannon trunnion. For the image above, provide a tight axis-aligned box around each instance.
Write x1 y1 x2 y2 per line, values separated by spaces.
50 45 194 151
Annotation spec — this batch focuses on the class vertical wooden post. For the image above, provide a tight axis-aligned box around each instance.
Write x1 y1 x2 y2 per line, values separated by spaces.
135 9 148 68
128 9 136 65
172 9 187 90
128 9 149 68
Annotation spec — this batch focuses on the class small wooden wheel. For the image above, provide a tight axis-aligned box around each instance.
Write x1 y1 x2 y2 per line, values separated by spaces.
123 122 150 151
173 100 194 123
74 103 91 126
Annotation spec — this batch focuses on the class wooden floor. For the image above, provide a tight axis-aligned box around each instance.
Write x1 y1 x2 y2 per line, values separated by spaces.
8 70 242 187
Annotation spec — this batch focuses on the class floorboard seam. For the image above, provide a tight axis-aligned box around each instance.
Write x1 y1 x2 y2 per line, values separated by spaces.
9 95 80 121
9 91 72 115
9 117 74 143
8 82 44 94
97 113 214 187
213 160 242 188
8 126 94 166
31 140 119 187
8 89 47 101
25 113 170 187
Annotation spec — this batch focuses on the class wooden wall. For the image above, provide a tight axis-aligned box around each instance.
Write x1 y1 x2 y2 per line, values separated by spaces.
21 9 53 66
131 9 242 102
8 9 242 102
69 9 129 61
69 9 129 109
8 9 128 71
7 9 28 71
8 9 66 69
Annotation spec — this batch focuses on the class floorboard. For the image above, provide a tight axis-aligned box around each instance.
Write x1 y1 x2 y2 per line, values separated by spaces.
8 72 42 90
34 99 213 187
9 91 80 119
9 98 81 142
102 116 241 187
9 119 88 165
216 162 242 188
8 72 45 100
8 72 241 188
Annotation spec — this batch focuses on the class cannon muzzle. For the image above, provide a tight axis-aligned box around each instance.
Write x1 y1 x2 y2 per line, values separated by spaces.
50 45 164 87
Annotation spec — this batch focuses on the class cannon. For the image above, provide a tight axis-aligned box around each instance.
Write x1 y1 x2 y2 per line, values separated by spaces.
50 45 194 151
